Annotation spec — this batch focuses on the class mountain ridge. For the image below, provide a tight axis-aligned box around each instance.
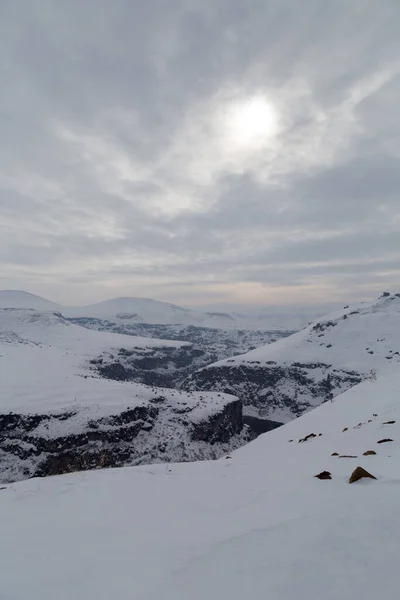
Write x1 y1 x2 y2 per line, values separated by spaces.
184 293 400 422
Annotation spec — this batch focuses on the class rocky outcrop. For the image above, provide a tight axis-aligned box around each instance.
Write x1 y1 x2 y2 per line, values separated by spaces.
183 362 363 422
91 345 212 388
0 391 249 484
349 466 377 484
190 398 243 444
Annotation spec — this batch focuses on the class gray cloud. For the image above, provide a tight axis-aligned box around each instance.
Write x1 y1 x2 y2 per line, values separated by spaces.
0 0 399 306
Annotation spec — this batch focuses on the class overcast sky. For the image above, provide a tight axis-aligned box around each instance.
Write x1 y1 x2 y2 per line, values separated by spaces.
1 0 399 307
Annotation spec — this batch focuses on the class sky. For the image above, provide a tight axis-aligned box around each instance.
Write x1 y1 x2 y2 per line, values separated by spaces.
0 0 399 307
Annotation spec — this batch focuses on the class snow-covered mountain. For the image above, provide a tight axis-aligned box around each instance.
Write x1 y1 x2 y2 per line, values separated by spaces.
0 309 249 482
0 289 61 311
0 289 313 330
184 293 400 423
63 296 306 330
1 369 399 599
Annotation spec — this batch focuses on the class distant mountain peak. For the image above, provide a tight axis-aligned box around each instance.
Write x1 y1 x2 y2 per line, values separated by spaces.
0 290 60 311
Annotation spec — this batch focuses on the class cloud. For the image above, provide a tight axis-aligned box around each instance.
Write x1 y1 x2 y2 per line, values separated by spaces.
0 0 399 305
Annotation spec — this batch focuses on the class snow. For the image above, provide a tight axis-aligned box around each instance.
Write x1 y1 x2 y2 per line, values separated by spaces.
210 294 400 374
62 296 302 331
0 308 247 481
184 295 400 424
1 370 400 599
0 290 61 311
0 289 314 330
0 308 188 413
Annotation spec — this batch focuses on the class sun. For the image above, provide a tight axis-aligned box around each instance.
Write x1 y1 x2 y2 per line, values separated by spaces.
227 95 278 146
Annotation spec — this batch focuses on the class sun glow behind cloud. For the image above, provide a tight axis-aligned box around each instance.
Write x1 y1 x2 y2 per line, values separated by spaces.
225 95 279 147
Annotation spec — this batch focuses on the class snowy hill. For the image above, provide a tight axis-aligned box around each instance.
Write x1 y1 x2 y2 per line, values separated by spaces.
0 289 311 331
1 370 399 599
184 293 400 423
64 296 244 328
0 289 60 311
0 309 248 482
63 296 304 331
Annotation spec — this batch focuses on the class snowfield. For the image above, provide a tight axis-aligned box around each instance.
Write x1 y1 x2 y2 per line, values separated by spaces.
1 370 399 599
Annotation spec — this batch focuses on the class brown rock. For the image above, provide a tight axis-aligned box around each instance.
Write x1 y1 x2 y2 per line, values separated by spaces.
349 466 377 484
299 433 317 443
331 452 339 456
383 420 396 425
377 438 393 444
342 427 348 432
363 450 377 456
373 414 378 417
315 471 332 480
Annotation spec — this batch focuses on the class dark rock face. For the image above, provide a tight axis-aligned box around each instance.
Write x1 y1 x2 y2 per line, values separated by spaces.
183 362 363 422
191 399 243 444
0 393 249 483
93 345 212 388
242 415 283 435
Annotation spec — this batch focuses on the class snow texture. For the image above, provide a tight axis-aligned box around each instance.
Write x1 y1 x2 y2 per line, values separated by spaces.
1 369 400 599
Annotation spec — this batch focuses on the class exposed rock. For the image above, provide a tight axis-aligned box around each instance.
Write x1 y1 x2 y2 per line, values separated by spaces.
190 399 243 444
349 466 377 484
299 433 317 443
331 452 339 456
339 455 358 458
183 363 362 423
383 420 396 424
377 438 394 444
243 415 282 436
363 450 377 456
315 471 332 480
342 428 349 432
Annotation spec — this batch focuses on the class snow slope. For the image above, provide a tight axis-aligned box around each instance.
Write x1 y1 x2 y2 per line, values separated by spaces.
1 371 399 599
0 290 60 311
0 309 247 481
184 293 400 422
